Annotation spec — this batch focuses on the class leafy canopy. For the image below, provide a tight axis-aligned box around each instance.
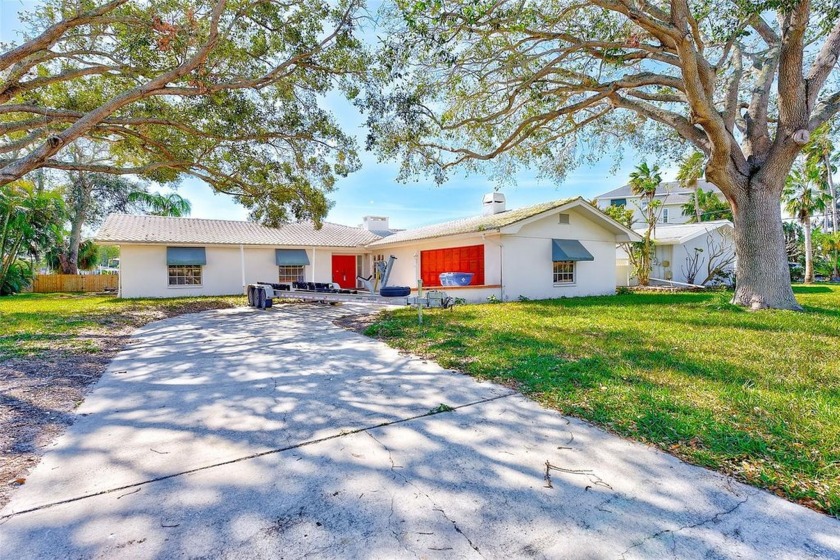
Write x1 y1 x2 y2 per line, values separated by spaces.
1 0 368 226
363 0 840 196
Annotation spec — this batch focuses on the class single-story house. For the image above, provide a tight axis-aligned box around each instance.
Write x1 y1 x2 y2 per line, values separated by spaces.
95 195 641 302
616 220 736 287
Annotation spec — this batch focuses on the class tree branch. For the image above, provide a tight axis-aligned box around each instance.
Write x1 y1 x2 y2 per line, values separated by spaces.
0 0 129 72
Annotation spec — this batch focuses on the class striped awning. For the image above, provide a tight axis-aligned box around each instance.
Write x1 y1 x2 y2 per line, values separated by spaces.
552 239 594 261
166 247 206 266
275 249 310 266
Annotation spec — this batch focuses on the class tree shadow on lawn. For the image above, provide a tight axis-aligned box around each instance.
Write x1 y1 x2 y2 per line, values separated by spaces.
1 304 837 558
397 303 838 513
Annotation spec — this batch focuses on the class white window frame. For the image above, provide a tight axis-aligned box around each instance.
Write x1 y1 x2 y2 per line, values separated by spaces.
661 208 670 223
553 260 576 285
278 264 305 283
168 264 203 287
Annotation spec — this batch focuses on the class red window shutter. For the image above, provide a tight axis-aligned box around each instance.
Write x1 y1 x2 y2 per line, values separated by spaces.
420 245 485 286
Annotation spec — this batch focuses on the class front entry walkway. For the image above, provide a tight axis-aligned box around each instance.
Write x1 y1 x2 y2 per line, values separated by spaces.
1 304 837 558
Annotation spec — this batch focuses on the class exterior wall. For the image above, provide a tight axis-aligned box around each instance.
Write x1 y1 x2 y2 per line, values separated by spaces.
597 197 691 226
500 208 618 301
119 244 363 298
120 244 243 298
670 228 736 285
651 244 675 282
373 236 501 301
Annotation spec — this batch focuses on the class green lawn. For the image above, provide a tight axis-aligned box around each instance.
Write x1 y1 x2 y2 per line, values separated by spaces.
365 285 840 516
0 292 246 358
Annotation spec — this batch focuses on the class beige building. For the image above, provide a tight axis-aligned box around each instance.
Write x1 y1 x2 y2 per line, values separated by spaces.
96 195 640 302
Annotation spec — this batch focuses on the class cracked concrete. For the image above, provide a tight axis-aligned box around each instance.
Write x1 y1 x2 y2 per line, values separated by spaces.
1 303 838 559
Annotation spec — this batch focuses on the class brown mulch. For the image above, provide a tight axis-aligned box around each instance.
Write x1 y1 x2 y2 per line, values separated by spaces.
0 300 243 509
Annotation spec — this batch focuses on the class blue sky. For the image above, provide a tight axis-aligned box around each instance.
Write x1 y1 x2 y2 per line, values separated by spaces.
1 0 678 229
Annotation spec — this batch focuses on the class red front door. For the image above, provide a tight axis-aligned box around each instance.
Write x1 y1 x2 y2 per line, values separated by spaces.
332 255 357 289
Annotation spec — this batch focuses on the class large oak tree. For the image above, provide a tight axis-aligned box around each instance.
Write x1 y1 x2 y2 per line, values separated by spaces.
0 0 367 226
366 0 840 309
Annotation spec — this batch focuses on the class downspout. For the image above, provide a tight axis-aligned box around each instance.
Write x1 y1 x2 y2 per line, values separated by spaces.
240 244 246 294
118 245 122 298
482 233 504 301
311 247 316 282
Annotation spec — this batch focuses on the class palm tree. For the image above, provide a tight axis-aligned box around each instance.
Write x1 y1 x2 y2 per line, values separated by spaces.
676 151 705 222
783 164 832 283
128 191 192 217
803 124 838 234
627 162 662 286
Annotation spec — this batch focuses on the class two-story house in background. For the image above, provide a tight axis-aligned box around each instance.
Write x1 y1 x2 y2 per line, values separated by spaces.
594 179 725 225
595 181 735 287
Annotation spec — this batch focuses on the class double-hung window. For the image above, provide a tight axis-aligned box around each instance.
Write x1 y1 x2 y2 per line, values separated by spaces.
551 239 594 286
167 247 206 287
553 261 575 284
278 265 305 283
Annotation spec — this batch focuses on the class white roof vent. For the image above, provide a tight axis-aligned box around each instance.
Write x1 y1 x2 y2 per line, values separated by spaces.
362 216 390 231
482 192 506 216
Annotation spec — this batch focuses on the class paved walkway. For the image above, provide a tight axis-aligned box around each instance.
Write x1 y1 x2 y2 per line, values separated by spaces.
1 304 838 559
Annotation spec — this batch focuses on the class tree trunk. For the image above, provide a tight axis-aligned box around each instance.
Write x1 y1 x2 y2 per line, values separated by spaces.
731 188 801 310
65 209 84 275
803 218 813 283
64 175 88 275
826 153 837 235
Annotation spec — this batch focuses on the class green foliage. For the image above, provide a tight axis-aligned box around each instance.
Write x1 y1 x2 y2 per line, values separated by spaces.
1 0 368 225
784 164 831 224
0 260 35 295
46 239 100 272
681 189 733 222
0 181 65 294
603 204 634 228
625 162 661 285
366 288 840 516
127 191 192 217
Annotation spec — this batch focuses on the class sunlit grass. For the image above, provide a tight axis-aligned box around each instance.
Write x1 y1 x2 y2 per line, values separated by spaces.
365 285 840 516
0 292 246 358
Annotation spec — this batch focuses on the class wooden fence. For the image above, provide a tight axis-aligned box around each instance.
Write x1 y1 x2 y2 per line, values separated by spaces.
32 274 118 293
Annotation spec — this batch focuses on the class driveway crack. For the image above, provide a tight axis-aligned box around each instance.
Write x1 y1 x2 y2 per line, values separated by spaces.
1 392 515 520
618 496 749 559
365 431 485 558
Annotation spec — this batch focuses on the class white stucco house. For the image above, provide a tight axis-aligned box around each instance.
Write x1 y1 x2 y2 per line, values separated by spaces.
616 220 736 287
595 180 727 226
95 195 641 302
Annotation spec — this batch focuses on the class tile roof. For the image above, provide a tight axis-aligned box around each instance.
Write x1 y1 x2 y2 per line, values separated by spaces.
95 214 385 247
367 198 578 247
596 180 723 200
636 220 733 244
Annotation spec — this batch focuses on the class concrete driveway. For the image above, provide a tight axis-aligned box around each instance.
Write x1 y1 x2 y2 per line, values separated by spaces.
1 304 838 559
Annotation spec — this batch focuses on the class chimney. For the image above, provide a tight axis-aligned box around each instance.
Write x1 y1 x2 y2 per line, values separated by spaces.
482 192 506 216
362 215 390 231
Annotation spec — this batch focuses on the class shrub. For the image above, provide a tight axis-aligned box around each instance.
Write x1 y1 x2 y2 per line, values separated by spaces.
1 261 35 295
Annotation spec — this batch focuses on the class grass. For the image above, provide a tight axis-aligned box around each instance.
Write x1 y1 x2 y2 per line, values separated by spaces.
0 292 246 358
364 285 840 516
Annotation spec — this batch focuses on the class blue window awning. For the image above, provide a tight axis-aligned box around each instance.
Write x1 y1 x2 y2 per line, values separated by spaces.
276 249 310 266
167 247 206 266
552 239 594 262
